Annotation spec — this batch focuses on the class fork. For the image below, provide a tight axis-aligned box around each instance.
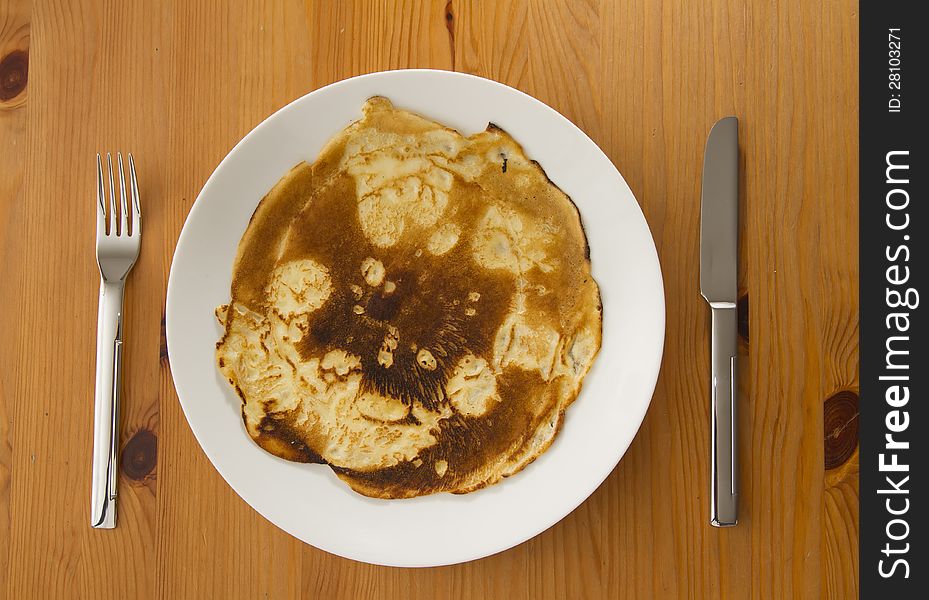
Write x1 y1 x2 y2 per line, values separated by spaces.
91 153 141 529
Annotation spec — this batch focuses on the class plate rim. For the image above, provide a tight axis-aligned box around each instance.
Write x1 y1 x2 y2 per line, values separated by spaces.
166 68 665 567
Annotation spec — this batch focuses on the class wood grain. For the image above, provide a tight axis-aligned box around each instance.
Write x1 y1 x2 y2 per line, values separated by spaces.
0 0 858 598
0 0 30 593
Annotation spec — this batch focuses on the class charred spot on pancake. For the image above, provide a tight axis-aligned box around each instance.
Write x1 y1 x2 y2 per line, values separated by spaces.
253 415 326 464
215 97 602 498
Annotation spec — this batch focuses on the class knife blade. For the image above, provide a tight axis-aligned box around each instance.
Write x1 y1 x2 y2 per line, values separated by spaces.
700 116 739 527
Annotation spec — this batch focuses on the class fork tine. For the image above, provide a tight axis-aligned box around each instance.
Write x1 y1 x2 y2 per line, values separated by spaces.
106 153 117 236
117 153 129 236
128 154 141 233
96 154 106 232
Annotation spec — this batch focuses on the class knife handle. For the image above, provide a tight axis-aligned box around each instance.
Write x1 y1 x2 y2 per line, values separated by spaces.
709 302 738 527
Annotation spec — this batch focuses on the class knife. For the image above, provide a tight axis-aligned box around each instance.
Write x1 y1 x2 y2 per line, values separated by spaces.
700 117 739 527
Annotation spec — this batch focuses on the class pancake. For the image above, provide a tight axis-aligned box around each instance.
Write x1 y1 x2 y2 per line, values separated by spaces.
216 97 602 498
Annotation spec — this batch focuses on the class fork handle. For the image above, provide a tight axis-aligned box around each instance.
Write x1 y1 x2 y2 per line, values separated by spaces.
91 280 124 529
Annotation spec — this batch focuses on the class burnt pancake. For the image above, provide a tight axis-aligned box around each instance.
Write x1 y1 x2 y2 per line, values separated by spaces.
216 97 602 498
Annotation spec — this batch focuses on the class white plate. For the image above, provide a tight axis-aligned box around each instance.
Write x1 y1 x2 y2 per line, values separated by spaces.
166 70 664 567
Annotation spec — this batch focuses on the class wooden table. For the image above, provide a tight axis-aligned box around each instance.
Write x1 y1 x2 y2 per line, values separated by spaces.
0 1 859 598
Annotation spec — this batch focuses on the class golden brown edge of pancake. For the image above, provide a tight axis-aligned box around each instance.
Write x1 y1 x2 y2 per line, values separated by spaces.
217 100 604 497
334 390 577 499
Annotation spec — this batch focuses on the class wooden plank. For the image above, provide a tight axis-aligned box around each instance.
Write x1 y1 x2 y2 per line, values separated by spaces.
307 0 452 87
2 0 167 597
817 4 860 597
0 1 30 596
